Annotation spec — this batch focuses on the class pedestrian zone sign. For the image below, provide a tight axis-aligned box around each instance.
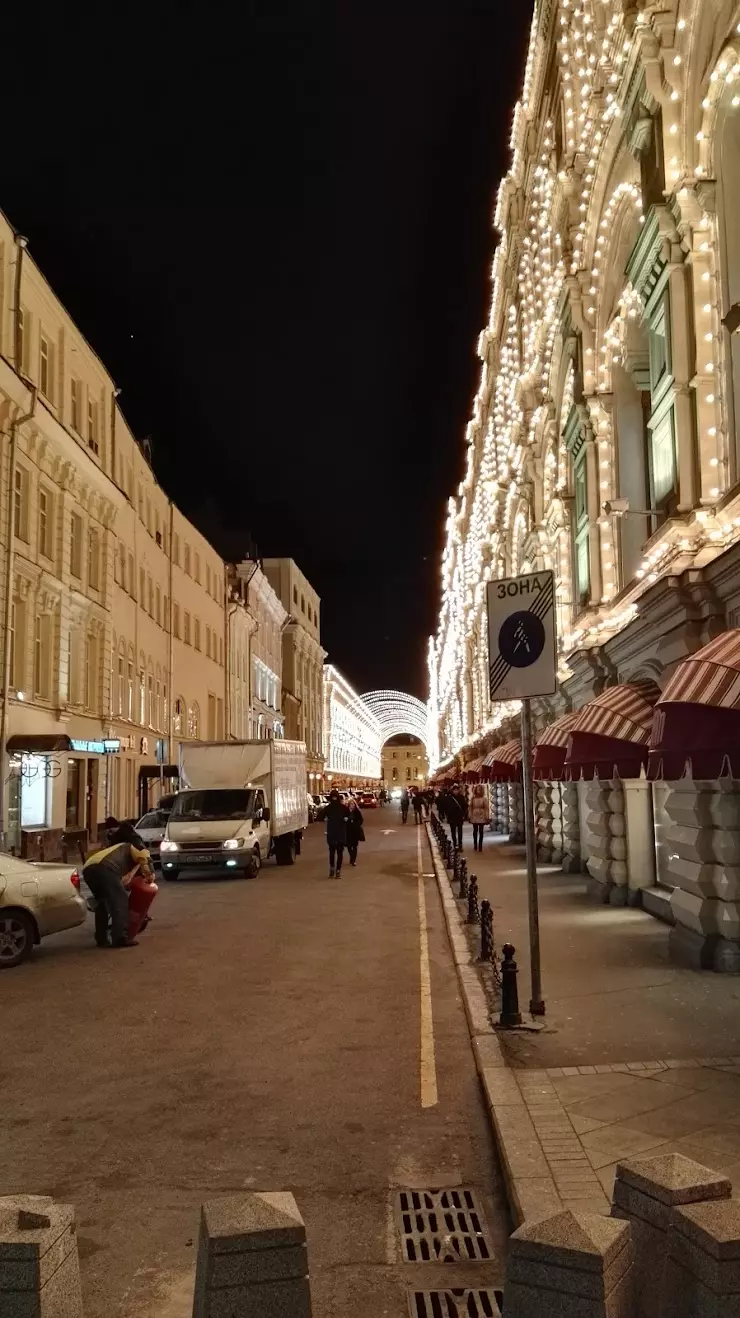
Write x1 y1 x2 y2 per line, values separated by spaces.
486 570 557 702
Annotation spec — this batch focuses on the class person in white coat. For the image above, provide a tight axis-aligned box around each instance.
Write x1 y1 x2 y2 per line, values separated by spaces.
468 783 490 853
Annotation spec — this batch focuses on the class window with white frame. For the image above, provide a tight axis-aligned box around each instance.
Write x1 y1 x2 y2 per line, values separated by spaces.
184 543 191 575
85 631 99 710
33 611 51 700
70 514 83 578
88 528 101 592
194 617 201 651
39 332 53 401
88 397 99 454
70 379 82 433
184 611 191 645
13 467 29 542
9 596 26 691
38 488 53 560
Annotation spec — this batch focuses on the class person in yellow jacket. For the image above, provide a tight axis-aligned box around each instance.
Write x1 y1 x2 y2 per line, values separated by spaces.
82 840 153 948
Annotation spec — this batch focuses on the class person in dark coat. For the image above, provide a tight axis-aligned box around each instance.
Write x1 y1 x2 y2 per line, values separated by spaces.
325 790 350 877
82 839 153 947
445 783 466 851
346 799 365 866
400 787 410 824
412 789 424 824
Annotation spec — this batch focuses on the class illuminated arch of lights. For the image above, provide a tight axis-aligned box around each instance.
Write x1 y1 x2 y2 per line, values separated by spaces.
362 690 429 750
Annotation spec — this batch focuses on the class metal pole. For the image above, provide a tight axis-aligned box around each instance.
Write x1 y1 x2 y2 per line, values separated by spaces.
521 699 545 1015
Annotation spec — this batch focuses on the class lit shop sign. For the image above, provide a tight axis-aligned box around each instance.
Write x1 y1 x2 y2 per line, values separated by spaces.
70 739 121 755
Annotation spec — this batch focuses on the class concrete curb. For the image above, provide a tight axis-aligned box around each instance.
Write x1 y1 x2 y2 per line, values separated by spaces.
425 824 609 1225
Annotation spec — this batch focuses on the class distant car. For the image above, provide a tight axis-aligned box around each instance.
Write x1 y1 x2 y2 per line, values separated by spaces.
306 793 318 824
0 855 87 969
135 811 169 865
390 787 403 801
358 791 378 808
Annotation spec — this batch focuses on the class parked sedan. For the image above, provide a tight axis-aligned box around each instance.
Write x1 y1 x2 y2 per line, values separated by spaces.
0 854 87 969
358 791 378 809
135 811 170 865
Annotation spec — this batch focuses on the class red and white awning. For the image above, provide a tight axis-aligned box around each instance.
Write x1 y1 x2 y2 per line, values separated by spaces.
462 755 485 782
649 630 740 779
564 680 661 780
482 740 522 782
533 712 579 780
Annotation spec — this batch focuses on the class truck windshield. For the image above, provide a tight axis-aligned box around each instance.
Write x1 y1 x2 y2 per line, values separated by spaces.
170 789 254 822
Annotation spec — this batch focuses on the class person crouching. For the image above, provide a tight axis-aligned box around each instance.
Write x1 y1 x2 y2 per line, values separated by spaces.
83 839 154 948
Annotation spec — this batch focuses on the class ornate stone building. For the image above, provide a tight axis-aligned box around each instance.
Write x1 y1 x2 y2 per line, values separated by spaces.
431 0 740 969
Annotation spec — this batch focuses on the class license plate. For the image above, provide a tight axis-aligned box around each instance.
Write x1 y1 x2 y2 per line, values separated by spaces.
180 853 218 864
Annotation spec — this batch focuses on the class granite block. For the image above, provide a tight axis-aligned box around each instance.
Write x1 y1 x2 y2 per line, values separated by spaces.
201 1193 306 1253
205 1275 311 1318
503 1258 633 1318
613 1154 731 1209
208 1243 308 1288
509 1210 630 1273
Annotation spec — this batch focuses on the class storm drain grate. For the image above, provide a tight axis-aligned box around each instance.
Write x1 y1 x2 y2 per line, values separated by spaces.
394 1188 493 1263
407 1288 503 1317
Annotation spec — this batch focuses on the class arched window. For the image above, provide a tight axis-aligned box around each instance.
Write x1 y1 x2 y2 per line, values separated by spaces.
127 645 135 720
173 696 185 737
139 651 146 726
188 702 200 739
117 638 126 717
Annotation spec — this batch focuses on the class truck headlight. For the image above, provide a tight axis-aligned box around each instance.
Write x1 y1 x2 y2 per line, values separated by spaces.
222 838 245 851
160 839 179 853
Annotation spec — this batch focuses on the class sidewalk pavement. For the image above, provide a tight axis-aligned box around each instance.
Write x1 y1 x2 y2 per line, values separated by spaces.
428 821 740 1224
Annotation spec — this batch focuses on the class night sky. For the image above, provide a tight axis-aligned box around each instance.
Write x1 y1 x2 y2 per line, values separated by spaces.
3 2 530 699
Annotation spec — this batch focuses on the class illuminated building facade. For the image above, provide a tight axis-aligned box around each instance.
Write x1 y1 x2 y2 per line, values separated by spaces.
430 0 740 969
323 665 381 783
432 0 740 760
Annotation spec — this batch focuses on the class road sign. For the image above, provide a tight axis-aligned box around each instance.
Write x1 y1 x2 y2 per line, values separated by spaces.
486 570 556 702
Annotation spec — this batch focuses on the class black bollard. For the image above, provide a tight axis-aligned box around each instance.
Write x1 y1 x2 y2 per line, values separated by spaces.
459 859 468 899
479 899 493 962
499 943 522 1027
467 875 479 924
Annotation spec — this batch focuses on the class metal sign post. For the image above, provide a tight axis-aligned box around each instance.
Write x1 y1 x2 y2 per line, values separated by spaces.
520 698 544 1014
487 570 556 1019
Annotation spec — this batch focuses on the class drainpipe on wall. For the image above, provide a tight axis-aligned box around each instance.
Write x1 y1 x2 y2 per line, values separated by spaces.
0 235 35 848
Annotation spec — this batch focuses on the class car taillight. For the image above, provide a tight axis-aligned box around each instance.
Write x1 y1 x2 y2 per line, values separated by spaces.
70 871 81 889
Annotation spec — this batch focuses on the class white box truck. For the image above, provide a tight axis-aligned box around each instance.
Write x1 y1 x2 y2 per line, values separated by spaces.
160 740 308 879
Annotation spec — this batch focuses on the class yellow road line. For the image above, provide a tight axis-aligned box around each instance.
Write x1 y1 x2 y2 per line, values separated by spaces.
417 828 438 1109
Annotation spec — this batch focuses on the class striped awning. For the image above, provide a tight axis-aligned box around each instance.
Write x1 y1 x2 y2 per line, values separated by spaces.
462 755 485 782
482 739 522 782
564 680 661 780
649 630 740 779
533 712 579 780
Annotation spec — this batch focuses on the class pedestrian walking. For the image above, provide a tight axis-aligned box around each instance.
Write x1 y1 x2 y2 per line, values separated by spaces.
82 839 153 948
445 782 466 851
400 787 410 824
325 789 350 877
468 783 490 852
412 789 424 825
346 798 365 866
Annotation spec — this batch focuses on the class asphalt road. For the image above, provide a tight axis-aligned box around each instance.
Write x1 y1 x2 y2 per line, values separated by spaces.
0 809 508 1317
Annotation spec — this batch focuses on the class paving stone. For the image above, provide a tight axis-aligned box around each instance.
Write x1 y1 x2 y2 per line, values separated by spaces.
562 1066 581 1076
482 1066 524 1107
513 1176 563 1226
582 1125 671 1170
595 1065 614 1075
579 1066 597 1075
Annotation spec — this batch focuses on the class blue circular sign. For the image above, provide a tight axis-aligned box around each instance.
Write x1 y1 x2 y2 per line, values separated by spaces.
498 611 545 668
